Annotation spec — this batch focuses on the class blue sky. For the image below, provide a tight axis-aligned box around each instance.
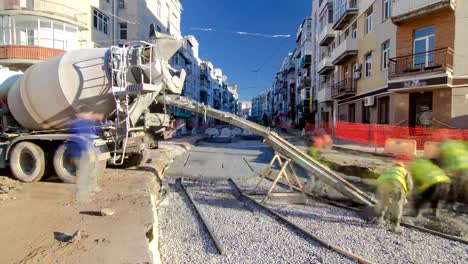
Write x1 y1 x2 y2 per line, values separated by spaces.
180 0 313 101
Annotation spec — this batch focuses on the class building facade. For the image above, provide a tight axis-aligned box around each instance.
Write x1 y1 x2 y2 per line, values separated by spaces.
0 0 239 130
0 0 182 70
238 100 252 119
252 17 314 129
307 0 467 130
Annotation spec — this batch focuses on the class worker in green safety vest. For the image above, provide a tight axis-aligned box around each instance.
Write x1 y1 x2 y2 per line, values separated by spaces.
410 158 451 218
374 161 413 234
439 140 468 207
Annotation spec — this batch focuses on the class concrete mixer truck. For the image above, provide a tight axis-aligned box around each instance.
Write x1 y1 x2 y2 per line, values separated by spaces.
0 33 187 183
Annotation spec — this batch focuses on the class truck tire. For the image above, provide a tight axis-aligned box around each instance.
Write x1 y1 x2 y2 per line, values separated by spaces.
54 143 107 184
53 143 77 183
10 141 46 183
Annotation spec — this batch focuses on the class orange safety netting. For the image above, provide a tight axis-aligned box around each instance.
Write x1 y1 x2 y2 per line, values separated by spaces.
327 122 468 150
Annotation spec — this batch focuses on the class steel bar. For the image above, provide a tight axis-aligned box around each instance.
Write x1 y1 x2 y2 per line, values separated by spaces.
178 178 225 255
253 172 468 245
228 179 375 264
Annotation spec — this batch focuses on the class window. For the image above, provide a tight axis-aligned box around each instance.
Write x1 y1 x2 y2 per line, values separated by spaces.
365 7 373 34
383 0 391 20
118 0 125 9
413 26 435 68
364 52 372 78
381 40 390 70
351 23 357 39
93 9 109 34
119 23 127 40
172 12 178 26
149 24 156 38
157 1 161 17
378 97 389 124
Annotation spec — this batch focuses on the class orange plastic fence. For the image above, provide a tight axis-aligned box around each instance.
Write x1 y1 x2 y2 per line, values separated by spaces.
306 121 468 150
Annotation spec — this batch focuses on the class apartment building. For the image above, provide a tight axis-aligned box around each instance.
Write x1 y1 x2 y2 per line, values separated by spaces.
328 0 397 126
238 100 252 119
0 0 182 70
251 89 272 123
253 17 313 128
295 17 314 127
313 0 467 129
387 0 467 129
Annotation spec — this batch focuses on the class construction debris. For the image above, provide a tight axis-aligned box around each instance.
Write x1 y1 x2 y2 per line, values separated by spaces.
100 208 115 216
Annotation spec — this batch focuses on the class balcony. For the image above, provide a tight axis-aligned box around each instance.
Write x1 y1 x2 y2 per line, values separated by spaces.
392 0 455 24
317 56 334 75
388 48 454 78
301 55 312 68
319 24 335 46
331 78 356 99
0 45 64 64
317 85 332 102
333 0 358 30
0 0 88 28
299 76 312 88
331 37 358 65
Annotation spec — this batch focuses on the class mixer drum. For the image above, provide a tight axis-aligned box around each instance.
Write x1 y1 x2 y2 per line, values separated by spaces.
8 48 115 131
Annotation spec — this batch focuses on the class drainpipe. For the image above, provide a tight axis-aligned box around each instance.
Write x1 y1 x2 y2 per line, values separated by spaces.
112 0 117 46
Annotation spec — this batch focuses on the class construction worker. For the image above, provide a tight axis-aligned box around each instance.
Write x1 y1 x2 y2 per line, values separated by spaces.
410 158 451 218
438 140 468 208
374 161 412 233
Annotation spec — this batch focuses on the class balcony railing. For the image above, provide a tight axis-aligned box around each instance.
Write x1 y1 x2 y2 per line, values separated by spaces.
388 48 454 77
317 84 332 102
391 0 455 23
331 78 356 99
333 0 358 30
331 37 358 65
1 0 88 26
319 23 335 46
318 56 334 74
0 45 65 62
301 55 312 68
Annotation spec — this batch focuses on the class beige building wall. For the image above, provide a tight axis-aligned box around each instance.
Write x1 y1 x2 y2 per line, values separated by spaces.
453 0 468 77
82 0 182 47
356 0 396 94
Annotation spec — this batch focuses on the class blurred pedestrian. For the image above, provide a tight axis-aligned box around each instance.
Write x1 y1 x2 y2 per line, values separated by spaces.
410 158 451 218
68 105 103 201
374 161 412 233
438 140 468 209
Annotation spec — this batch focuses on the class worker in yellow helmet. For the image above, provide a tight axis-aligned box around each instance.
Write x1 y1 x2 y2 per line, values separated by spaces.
374 161 413 234
438 140 468 209
410 158 451 218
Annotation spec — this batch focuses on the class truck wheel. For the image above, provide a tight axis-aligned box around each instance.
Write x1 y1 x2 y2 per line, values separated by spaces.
10 142 46 183
54 144 107 183
53 143 77 183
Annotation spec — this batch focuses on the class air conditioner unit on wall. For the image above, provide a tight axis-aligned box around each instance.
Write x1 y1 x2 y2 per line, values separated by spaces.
364 96 375 107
